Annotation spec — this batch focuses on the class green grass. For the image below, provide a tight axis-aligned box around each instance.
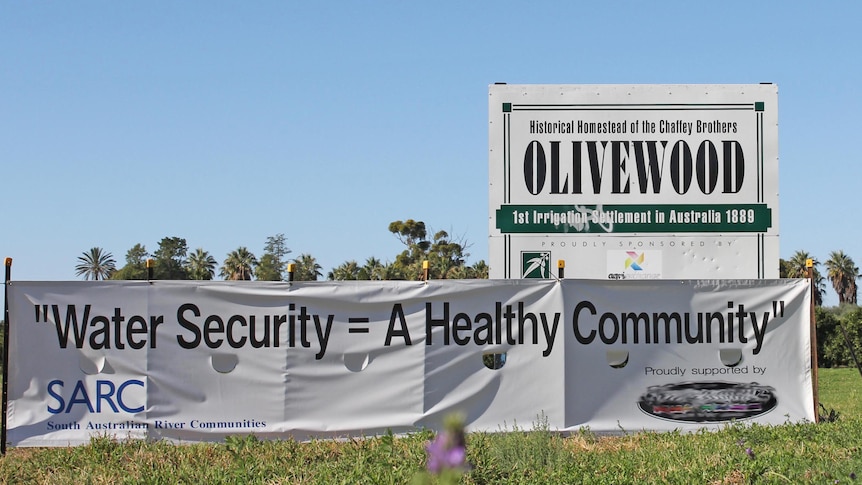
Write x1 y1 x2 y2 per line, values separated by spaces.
2 369 862 484
819 367 862 417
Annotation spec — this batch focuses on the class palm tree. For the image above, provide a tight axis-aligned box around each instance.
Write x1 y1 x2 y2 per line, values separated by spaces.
825 250 859 305
377 262 406 280
186 248 217 280
782 250 825 306
444 260 489 279
292 253 323 281
445 265 473 279
220 247 258 281
784 251 817 279
328 260 360 281
471 260 489 279
75 247 116 280
359 257 385 280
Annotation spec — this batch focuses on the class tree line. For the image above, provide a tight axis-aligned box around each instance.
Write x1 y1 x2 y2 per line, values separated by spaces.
67 238 862 369
780 249 862 369
76 228 859 301
74 219 489 283
780 249 860 307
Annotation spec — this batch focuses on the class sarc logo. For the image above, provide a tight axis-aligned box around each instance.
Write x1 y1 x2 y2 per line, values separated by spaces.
47 379 145 414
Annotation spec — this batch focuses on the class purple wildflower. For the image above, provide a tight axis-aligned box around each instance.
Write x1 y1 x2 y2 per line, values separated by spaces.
745 447 755 459
425 414 468 474
851 472 857 480
426 432 467 473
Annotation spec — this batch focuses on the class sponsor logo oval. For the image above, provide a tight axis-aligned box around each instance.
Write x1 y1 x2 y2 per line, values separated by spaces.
637 381 777 422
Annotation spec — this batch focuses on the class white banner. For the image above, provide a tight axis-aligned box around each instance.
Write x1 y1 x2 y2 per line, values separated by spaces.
6 279 812 446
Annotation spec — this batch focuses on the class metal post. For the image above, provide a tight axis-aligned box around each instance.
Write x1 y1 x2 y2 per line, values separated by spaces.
422 261 429 282
2 258 13 453
287 263 295 283
557 260 565 279
146 258 154 281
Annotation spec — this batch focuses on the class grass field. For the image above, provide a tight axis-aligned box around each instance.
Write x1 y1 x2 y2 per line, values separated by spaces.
819 367 862 416
0 368 860 484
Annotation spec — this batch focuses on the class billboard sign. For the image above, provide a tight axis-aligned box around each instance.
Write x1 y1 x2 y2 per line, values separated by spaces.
489 84 779 279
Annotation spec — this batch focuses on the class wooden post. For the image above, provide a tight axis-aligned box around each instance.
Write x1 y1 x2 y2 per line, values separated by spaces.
807 258 819 422
146 258 154 281
557 260 565 279
287 263 296 283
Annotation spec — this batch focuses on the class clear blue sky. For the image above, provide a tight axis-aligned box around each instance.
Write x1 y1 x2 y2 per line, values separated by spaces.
2 1 858 305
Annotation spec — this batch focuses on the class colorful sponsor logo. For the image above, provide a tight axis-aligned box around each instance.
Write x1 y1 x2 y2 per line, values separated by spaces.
637 381 777 422
607 250 662 279
625 251 645 271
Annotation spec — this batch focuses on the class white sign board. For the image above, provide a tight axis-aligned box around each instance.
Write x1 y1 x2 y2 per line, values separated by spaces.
488 84 779 279
6 279 812 446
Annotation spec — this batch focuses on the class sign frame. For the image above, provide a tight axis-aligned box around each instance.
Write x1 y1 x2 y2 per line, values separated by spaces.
489 84 779 280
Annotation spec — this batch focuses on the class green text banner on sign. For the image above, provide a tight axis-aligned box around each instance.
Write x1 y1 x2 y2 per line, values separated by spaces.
7 279 811 446
496 204 772 233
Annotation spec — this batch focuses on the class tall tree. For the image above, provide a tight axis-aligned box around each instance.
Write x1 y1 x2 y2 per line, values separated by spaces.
826 250 859 305
186 248 217 280
781 250 825 306
256 254 284 281
388 220 471 280
220 247 258 280
256 234 292 281
292 253 323 281
152 237 189 280
427 229 468 279
264 234 291 265
75 247 116 280
388 219 430 249
111 244 149 280
389 219 431 280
